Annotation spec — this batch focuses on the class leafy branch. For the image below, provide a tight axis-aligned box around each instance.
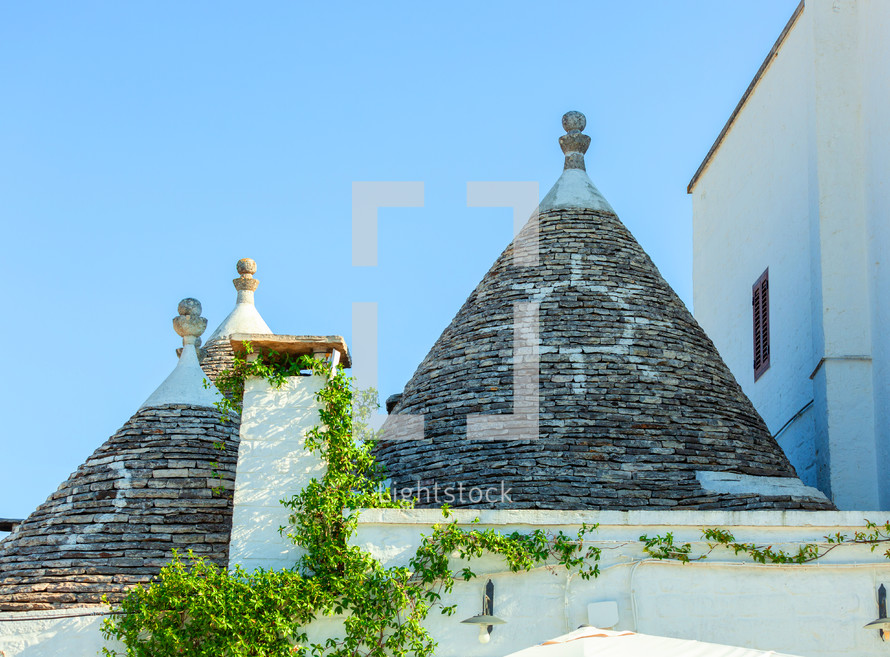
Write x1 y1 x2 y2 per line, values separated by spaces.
639 532 701 563
102 346 601 657
640 520 890 566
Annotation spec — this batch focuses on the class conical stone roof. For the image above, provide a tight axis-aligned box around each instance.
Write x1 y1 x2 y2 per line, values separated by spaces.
377 112 833 511
0 301 239 611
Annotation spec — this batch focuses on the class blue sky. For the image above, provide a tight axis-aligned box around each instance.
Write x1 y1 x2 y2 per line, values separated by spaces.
0 1 799 521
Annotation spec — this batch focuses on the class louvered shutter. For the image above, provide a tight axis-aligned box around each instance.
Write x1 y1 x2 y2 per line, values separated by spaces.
753 268 770 380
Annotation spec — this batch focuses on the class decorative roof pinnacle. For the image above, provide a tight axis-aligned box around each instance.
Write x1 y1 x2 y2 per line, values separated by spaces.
203 258 271 345
141 298 219 409
173 298 207 348
559 111 590 171
233 258 259 295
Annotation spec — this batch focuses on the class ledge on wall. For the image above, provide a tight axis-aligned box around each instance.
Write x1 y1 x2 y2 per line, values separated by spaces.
353 508 887 529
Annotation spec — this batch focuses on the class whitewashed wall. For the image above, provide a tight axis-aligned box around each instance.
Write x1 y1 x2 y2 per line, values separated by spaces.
5 510 887 657
228 375 326 572
861 0 890 511
808 0 880 512
690 2 818 486
0 608 121 656
691 0 889 509
3 367 890 657
340 509 890 657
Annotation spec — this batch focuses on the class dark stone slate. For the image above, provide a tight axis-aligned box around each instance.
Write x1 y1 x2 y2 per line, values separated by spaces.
377 206 835 512
0 404 239 611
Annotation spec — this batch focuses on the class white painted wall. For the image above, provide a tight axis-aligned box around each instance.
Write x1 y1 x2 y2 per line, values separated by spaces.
774 403 818 486
692 0 889 509
691 5 817 485
861 0 890 510
0 608 122 656
227 374 326 572
336 509 890 657
807 0 879 511
5 510 890 657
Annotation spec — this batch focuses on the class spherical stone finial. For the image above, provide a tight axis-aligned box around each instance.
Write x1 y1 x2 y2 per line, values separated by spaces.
236 258 257 277
559 110 591 171
233 257 260 294
173 297 208 346
178 297 202 317
562 111 586 133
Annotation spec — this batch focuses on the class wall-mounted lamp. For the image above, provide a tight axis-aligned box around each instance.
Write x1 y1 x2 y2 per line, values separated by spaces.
461 579 506 644
865 584 890 642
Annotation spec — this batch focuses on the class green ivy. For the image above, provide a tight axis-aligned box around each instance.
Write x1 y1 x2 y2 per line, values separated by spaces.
641 521 890 565
103 346 890 655
639 532 697 563
101 553 319 656
101 347 600 657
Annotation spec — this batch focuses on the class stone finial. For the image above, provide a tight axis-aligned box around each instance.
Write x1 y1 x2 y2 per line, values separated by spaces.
559 111 591 171
173 298 208 348
202 258 272 348
143 297 220 409
233 258 260 297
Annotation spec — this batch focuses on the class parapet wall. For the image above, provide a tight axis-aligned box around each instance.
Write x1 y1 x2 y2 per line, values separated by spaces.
345 509 890 657
2 509 888 656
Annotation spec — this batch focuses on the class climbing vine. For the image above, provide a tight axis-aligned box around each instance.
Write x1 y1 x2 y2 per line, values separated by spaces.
100 345 890 655
641 520 890 565
101 347 600 657
639 532 698 563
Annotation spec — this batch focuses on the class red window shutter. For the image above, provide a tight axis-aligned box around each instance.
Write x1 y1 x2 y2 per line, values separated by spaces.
753 268 770 380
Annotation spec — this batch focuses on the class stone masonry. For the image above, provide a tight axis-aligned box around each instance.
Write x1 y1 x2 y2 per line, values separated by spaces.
200 337 237 384
0 404 239 611
377 113 834 512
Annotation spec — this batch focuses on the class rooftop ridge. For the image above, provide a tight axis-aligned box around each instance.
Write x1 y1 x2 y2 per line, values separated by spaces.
687 0 805 193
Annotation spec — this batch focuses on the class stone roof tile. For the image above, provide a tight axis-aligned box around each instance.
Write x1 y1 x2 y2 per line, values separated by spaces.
0 405 238 611
377 112 834 512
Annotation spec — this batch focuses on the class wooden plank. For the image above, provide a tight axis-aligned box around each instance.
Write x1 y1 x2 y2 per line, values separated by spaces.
228 333 351 368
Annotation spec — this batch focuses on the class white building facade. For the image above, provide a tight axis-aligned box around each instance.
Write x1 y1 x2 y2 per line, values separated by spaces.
689 0 890 510
4 95 889 655
4 372 888 657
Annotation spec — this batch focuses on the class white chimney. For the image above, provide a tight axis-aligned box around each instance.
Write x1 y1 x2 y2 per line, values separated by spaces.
226 334 350 572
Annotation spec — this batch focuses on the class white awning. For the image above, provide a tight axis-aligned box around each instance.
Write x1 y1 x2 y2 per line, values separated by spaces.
503 626 805 657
